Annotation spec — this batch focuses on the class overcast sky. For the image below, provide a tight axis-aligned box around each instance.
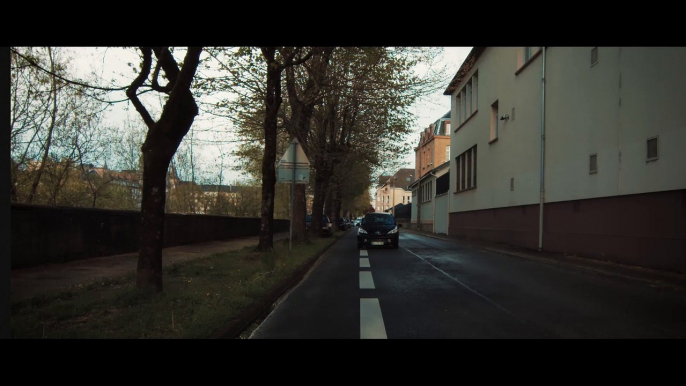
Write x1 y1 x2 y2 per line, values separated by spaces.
67 47 472 184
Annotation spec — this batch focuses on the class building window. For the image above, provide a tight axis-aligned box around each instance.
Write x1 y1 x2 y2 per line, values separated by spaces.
591 47 598 66
461 153 466 189
462 89 467 119
455 72 478 128
455 156 460 192
445 145 450 163
473 73 478 111
467 80 472 115
524 47 541 62
490 100 499 142
421 182 433 203
467 148 472 189
455 145 477 193
590 154 598 174
647 136 659 161
517 47 542 72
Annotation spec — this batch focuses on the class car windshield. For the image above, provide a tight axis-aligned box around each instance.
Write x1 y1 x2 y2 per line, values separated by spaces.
363 214 395 225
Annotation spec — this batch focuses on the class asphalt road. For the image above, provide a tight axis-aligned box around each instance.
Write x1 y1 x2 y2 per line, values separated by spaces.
250 229 686 338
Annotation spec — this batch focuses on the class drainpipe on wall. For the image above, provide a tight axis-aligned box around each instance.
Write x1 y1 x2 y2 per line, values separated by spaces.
538 47 547 251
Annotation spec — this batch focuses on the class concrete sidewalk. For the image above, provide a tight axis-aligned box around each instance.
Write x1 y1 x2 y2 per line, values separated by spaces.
404 228 686 291
11 232 289 302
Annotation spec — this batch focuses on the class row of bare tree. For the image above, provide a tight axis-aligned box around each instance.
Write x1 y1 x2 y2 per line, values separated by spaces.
12 46 445 291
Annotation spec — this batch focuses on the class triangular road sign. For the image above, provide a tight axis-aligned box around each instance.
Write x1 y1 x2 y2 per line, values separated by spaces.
278 137 310 166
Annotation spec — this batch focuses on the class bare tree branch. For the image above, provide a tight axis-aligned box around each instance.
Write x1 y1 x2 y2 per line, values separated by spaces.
10 47 130 92
126 47 155 129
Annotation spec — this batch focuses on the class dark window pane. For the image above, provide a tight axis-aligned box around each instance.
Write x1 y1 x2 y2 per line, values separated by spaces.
647 138 658 159
467 149 472 189
461 154 466 190
473 146 477 187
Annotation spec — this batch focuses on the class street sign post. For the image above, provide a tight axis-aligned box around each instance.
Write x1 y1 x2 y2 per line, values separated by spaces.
277 138 310 252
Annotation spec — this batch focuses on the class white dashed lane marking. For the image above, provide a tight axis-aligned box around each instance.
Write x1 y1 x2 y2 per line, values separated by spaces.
359 271 376 289
360 258 370 268
360 298 387 339
360 250 368 256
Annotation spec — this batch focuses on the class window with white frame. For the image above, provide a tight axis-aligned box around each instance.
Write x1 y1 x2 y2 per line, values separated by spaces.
421 181 434 203
445 145 450 163
490 100 499 142
455 72 478 127
518 47 542 71
647 136 659 161
455 145 477 193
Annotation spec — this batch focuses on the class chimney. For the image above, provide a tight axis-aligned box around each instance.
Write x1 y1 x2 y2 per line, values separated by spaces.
445 121 451 134
429 124 435 134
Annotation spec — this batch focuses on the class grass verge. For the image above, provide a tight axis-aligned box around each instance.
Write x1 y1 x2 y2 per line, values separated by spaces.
11 233 342 339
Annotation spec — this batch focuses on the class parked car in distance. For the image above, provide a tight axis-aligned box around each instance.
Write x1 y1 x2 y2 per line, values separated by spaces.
357 212 401 249
337 217 347 230
306 214 333 237
354 217 362 227
345 218 353 229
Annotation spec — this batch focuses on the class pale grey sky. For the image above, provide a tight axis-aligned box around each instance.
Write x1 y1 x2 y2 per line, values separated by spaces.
67 46 472 184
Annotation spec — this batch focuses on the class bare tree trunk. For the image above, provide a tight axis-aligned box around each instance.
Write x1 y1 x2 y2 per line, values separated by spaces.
310 143 336 236
138 147 170 290
332 181 343 230
324 187 333 221
128 46 202 291
293 184 307 241
310 162 330 238
256 48 282 251
27 47 58 204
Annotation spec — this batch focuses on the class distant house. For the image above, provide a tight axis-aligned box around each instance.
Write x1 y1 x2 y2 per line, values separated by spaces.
415 111 451 179
409 112 452 233
374 169 414 215
409 161 449 233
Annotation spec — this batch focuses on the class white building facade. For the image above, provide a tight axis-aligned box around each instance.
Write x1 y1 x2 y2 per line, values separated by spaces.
445 47 686 273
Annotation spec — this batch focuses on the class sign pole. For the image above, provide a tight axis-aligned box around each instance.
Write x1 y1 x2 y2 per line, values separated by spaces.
289 141 296 252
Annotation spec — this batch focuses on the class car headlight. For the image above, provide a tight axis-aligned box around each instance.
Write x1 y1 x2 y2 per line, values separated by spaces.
387 226 398 234
358 228 368 234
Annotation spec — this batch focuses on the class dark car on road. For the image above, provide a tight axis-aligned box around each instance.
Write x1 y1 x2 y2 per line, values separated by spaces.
357 212 401 249
337 217 348 230
306 214 333 237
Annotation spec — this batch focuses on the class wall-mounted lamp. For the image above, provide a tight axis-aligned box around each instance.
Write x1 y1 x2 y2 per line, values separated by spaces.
500 114 510 121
